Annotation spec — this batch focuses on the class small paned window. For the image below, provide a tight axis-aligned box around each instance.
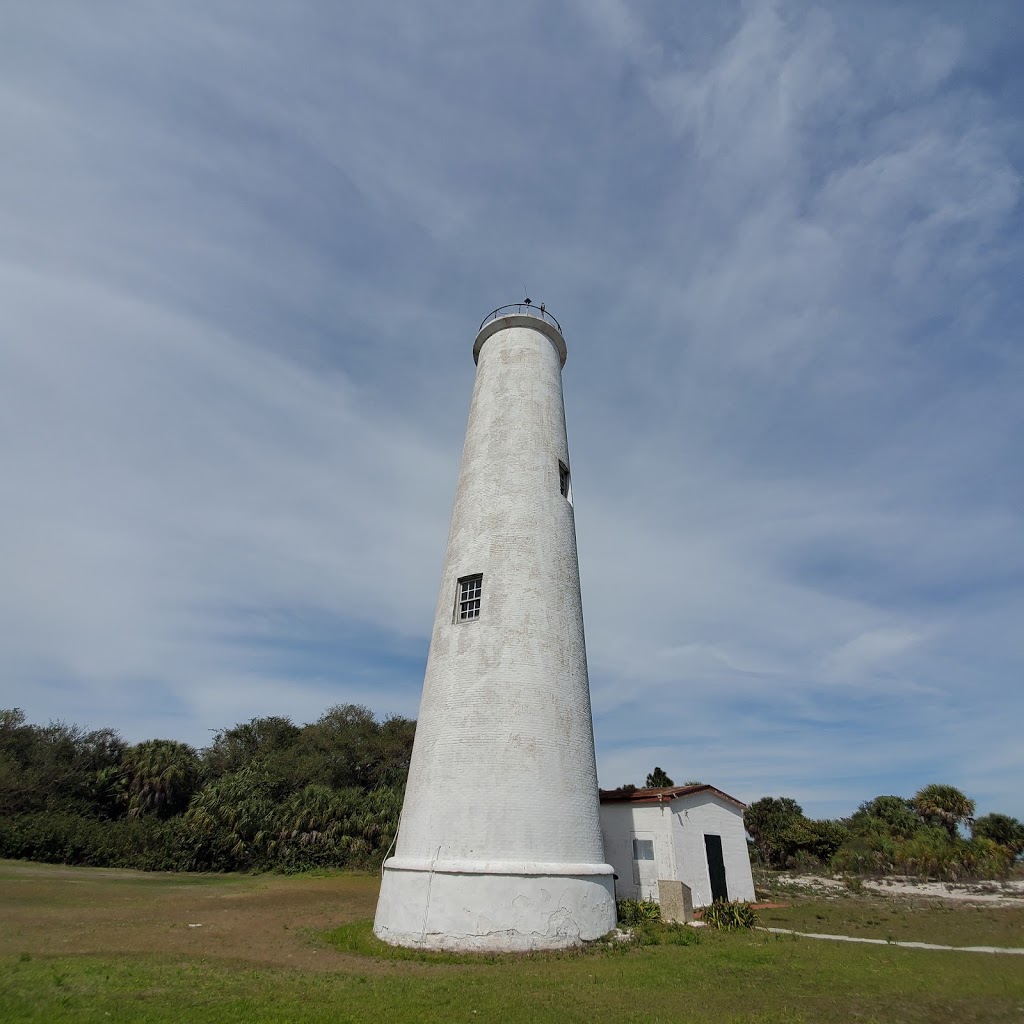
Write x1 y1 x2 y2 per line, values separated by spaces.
632 838 655 861
558 461 572 504
456 574 482 622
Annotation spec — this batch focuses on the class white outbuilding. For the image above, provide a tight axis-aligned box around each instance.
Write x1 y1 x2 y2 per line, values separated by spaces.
600 785 755 908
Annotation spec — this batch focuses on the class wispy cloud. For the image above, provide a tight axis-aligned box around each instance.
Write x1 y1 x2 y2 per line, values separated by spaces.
1 0 1021 820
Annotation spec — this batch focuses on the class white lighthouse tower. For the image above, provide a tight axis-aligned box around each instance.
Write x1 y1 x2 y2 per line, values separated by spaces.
373 303 616 951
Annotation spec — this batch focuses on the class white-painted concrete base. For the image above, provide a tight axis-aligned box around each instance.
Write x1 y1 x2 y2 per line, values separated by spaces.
374 858 617 951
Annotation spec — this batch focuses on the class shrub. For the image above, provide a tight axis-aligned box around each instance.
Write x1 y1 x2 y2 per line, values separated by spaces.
782 818 849 866
702 899 757 930
616 898 661 926
972 814 1024 856
831 836 897 876
744 796 804 868
832 827 1016 882
849 796 921 841
0 812 188 871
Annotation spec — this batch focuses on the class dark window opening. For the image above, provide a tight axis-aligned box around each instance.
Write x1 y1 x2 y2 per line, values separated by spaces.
559 461 572 504
456 574 482 622
632 838 655 861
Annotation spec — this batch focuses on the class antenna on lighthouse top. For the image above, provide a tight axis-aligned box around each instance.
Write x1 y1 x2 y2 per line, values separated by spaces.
523 286 531 306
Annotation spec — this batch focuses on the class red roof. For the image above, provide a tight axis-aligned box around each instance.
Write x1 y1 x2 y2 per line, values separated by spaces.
599 784 746 810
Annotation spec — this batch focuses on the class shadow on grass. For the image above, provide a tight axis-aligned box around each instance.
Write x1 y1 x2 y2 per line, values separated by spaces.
323 919 702 965
324 921 503 964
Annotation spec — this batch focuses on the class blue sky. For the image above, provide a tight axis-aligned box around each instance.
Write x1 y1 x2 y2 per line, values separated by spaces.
2 1 1022 821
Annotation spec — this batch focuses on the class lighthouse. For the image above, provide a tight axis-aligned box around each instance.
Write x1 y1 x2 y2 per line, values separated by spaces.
373 303 616 950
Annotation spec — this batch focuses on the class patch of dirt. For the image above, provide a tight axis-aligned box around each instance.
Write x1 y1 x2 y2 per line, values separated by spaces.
0 861 382 972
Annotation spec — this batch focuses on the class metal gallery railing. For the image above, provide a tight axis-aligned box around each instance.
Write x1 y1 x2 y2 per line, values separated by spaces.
479 301 562 335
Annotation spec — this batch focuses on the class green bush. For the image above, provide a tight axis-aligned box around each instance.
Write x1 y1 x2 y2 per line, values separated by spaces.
831 836 897 876
744 796 804 868
973 813 1024 856
831 830 1015 882
702 899 757 930
849 796 921 840
0 704 413 874
616 898 661 926
0 812 188 870
782 818 849 867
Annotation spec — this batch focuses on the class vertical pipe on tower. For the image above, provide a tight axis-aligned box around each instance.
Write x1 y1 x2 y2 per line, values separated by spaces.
373 308 615 950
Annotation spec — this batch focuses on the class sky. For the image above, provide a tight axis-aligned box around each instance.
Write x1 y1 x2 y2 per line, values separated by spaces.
2 0 1022 822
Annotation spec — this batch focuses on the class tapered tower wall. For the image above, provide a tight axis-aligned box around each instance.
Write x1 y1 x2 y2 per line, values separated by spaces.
373 311 615 951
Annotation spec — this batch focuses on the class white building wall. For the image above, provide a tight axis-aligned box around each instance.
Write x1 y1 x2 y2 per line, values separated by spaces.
600 792 755 908
599 802 636 898
374 313 615 950
599 802 675 901
671 793 755 907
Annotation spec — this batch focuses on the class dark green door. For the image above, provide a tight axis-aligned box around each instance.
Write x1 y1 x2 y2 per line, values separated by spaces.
704 834 729 902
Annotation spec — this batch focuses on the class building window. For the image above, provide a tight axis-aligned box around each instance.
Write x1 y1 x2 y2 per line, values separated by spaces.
632 838 655 861
558 461 572 504
456 574 482 622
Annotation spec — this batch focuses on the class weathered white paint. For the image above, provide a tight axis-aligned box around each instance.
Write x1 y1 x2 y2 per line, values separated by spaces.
600 791 755 908
374 311 615 950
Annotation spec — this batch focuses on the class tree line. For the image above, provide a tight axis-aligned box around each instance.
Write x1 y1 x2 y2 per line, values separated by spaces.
744 786 1024 881
0 706 414 872
3 709 1021 880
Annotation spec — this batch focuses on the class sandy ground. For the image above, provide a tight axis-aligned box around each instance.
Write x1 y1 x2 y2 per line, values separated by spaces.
773 874 1024 907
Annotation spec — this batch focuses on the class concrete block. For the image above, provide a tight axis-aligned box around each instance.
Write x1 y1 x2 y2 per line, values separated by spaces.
658 879 693 923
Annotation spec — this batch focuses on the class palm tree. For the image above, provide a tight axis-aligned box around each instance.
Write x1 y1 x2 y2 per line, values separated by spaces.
181 768 278 869
123 739 202 819
912 784 975 840
972 813 1024 855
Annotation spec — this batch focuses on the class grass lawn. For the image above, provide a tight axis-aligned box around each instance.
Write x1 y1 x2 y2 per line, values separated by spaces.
2 860 1023 1023
757 892 1024 948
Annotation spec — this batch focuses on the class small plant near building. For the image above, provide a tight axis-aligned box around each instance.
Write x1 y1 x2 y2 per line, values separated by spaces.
702 899 757 930
616 898 661 926
610 900 701 949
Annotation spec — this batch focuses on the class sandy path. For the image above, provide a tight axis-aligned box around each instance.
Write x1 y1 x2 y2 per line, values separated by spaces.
775 874 1024 907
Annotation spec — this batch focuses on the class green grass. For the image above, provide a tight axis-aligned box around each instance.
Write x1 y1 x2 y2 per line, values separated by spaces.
2 860 1023 1023
324 919 511 963
757 895 1024 948
323 917 701 963
4 935 1024 1024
